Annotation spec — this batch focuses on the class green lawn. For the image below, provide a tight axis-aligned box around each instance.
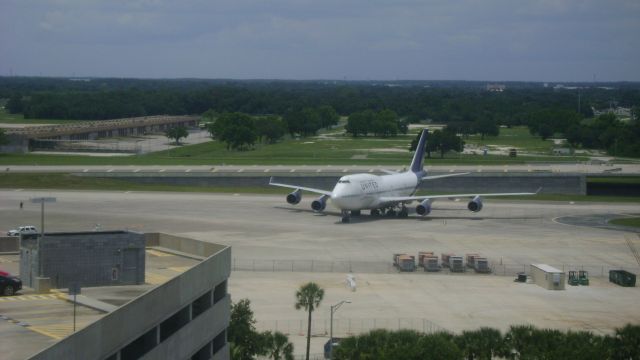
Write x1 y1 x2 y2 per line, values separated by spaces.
0 127 587 166
609 217 640 228
2 173 639 203
464 127 557 153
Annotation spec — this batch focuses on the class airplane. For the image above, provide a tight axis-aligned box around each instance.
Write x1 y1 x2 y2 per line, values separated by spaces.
269 128 539 223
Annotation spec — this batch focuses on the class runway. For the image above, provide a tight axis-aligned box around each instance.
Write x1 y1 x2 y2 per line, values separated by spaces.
2 189 639 355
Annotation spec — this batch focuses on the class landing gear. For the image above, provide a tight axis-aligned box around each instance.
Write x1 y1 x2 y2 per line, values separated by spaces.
370 209 380 217
351 210 361 217
398 206 409 218
386 209 397 217
341 210 351 223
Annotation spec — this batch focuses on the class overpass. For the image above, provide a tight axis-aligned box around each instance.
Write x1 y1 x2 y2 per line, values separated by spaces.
0 115 200 153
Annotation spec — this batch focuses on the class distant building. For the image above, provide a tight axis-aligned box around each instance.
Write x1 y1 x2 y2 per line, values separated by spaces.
486 84 506 92
592 106 631 118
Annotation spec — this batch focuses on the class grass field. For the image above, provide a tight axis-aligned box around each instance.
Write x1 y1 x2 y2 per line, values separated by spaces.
609 217 640 228
464 127 556 153
0 126 588 166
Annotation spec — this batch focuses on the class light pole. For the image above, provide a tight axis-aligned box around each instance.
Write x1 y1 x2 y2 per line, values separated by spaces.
30 197 56 277
329 300 350 360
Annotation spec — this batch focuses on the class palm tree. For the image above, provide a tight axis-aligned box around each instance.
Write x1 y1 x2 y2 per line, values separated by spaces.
263 331 294 360
295 282 325 360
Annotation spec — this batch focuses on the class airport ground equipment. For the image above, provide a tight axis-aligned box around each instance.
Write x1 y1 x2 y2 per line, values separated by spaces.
418 251 434 267
441 253 454 268
472 257 491 273
609 270 636 287
442 253 464 272
393 254 416 272
465 254 491 273
422 256 441 272
514 272 527 283
579 270 589 286
450 256 465 272
531 264 565 290
466 253 480 268
568 271 579 286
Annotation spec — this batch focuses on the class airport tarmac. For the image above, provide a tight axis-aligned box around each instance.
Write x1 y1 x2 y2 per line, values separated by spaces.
1 189 639 357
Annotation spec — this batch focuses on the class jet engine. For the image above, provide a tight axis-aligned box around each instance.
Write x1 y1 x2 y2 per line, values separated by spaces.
286 189 302 205
467 196 483 212
311 195 329 212
415 199 433 216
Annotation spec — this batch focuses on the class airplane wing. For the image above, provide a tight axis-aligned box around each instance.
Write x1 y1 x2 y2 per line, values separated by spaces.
379 187 541 203
422 172 470 180
268 177 332 196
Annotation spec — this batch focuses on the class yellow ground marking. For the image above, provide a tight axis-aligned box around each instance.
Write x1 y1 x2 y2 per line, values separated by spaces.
168 266 191 273
146 249 173 257
0 294 62 302
28 322 88 340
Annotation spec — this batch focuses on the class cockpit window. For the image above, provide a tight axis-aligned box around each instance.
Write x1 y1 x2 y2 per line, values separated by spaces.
338 180 351 184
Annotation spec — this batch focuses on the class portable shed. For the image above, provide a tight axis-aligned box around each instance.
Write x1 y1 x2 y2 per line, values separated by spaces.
531 264 565 290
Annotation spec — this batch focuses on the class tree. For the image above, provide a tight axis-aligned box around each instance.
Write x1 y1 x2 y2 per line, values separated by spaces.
255 116 287 144
317 105 340 128
345 110 374 137
455 327 505 360
0 128 9 146
473 116 499 140
165 125 188 145
262 331 294 360
210 112 258 150
371 109 398 137
537 123 553 140
612 324 640 360
295 282 324 360
6 93 23 114
228 299 265 360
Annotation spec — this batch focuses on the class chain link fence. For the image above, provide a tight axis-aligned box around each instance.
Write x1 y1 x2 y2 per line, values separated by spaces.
232 258 640 278
255 317 446 337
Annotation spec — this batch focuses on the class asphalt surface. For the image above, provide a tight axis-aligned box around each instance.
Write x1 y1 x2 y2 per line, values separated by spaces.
1 189 639 357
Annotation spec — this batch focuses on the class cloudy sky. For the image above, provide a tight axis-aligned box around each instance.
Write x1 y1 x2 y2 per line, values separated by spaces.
1 0 639 81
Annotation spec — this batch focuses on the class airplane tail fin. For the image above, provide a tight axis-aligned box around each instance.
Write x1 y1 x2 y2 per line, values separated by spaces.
410 129 428 174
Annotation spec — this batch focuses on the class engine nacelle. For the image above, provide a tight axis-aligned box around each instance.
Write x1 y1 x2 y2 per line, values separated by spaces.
416 199 433 216
467 196 483 212
286 189 302 205
311 195 329 212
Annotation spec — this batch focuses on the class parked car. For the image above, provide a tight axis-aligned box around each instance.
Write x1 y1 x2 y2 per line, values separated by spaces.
6 225 37 236
0 271 22 296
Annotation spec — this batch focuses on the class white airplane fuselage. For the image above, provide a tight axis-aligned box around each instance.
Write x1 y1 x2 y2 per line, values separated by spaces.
330 172 419 210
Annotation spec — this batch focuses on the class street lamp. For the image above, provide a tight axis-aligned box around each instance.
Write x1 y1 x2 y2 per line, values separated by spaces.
329 300 351 360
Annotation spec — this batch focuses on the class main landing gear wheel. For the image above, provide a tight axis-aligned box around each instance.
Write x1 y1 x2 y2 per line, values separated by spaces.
370 209 380 217
386 209 397 217
341 210 351 223
351 210 361 217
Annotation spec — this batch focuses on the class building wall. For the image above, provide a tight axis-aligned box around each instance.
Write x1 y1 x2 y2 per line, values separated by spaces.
20 231 145 289
29 233 231 360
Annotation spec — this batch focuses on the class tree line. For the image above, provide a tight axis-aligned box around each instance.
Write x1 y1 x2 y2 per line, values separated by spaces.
203 107 338 150
4 77 639 123
332 324 640 360
3 77 639 156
